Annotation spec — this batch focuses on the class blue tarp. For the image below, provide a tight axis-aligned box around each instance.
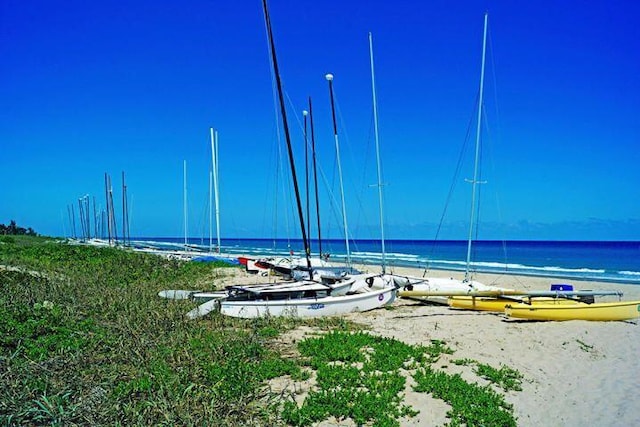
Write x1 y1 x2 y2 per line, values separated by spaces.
191 256 240 265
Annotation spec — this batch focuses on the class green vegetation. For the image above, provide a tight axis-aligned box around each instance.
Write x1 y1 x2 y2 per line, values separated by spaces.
1 237 523 426
453 358 524 392
414 366 517 427
282 333 455 426
0 220 37 236
282 332 518 427
474 363 524 392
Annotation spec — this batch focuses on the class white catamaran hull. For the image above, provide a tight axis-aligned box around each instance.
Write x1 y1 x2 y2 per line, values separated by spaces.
392 275 511 304
219 286 396 319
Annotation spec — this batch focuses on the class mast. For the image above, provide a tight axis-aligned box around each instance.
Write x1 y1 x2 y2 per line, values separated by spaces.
303 109 310 254
325 73 351 267
308 97 322 257
104 173 110 243
122 172 129 246
209 168 213 253
108 177 118 244
209 129 214 252
211 128 221 253
78 198 85 240
92 196 97 239
261 0 311 270
183 160 188 250
368 32 387 274
85 195 91 240
70 204 77 239
464 12 489 281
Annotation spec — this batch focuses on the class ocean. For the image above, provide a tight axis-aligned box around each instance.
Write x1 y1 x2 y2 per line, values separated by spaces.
130 237 640 285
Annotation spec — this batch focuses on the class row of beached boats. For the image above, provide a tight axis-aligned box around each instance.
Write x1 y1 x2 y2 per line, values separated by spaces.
158 254 640 322
160 5 639 323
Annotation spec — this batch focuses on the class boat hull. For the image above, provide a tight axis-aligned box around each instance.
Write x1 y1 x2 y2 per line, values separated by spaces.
394 275 511 304
449 296 582 312
219 286 396 319
505 300 640 321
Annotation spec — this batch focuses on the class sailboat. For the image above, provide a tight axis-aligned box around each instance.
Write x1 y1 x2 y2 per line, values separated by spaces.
392 13 511 302
254 90 362 281
195 0 396 319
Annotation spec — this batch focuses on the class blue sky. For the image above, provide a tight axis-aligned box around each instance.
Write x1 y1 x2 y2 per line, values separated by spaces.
2 0 639 241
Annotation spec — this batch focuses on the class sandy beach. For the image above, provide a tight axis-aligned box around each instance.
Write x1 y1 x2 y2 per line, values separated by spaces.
269 265 640 426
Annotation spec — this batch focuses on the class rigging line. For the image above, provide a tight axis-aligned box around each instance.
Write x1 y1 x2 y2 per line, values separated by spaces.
487 28 509 270
261 5 296 251
481 103 510 273
330 88 365 254
258 120 276 245
352 102 377 240
276 132 294 246
284 89 313 252
261 8 284 249
315 155 354 261
284 90 306 135
471 118 484 273
423 91 480 272
262 0 311 266
260 0 294 249
198 187 210 245
309 97 322 257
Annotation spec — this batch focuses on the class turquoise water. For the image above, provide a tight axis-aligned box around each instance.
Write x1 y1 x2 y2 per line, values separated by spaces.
132 238 640 285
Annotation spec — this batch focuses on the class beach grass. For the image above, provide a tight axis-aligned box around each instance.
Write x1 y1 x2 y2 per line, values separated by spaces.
1 237 521 426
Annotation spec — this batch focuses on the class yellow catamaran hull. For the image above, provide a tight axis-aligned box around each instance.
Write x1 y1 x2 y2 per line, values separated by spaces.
448 296 582 312
504 300 640 321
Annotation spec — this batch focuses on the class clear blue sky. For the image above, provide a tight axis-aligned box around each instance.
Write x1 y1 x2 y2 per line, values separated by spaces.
2 0 639 241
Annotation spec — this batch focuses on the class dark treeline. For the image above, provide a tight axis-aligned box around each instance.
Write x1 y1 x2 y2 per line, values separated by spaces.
1 220 37 236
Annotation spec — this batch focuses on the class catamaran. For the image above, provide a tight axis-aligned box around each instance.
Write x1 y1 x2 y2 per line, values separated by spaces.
173 0 397 320
392 13 511 302
505 300 640 321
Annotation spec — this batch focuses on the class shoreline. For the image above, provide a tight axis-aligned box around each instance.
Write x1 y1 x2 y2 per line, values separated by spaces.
74 237 640 285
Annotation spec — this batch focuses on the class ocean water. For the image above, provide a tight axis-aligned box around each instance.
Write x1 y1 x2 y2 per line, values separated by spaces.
131 238 640 285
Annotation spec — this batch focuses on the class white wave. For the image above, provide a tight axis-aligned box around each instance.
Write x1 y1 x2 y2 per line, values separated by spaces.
619 270 640 276
426 258 607 275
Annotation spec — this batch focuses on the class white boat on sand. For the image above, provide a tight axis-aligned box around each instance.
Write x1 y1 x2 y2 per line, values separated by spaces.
218 274 396 319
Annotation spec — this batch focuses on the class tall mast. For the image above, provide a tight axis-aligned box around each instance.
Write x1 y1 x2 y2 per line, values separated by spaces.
303 109 311 254
261 0 311 270
122 172 129 246
209 129 214 252
86 195 91 240
78 198 85 240
465 12 488 281
70 204 77 239
325 73 351 267
108 176 118 244
183 160 188 250
308 97 322 257
212 129 221 252
92 196 97 239
104 173 110 243
368 32 387 274
209 168 213 253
